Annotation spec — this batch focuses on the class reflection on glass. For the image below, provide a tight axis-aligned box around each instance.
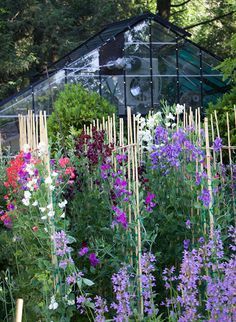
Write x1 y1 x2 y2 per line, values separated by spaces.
69 49 99 74
125 44 150 76
125 20 149 43
126 76 151 114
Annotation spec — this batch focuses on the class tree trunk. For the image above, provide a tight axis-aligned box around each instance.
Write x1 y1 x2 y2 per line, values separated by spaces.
156 0 171 20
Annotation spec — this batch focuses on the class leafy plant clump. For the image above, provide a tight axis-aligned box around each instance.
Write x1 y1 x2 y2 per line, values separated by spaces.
47 84 116 144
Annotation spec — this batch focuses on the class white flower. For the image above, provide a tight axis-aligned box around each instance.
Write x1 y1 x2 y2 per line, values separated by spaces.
146 117 155 129
67 299 75 306
23 144 30 153
41 215 47 220
49 296 58 310
47 204 53 210
39 207 46 213
52 171 58 177
22 198 30 206
58 200 67 209
60 212 65 218
44 227 48 232
25 164 34 176
49 185 55 191
172 123 176 128
38 142 47 157
165 122 171 128
24 191 31 199
166 113 175 121
45 176 52 185
176 103 185 114
48 210 55 218
32 201 38 206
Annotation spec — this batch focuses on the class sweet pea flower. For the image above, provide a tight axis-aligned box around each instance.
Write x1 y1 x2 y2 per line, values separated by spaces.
58 157 70 168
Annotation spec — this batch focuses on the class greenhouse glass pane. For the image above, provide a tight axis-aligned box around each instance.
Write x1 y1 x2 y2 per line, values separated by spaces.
152 44 176 75
124 44 150 76
201 51 221 76
179 76 201 108
178 41 200 76
0 89 32 116
151 20 176 43
67 73 100 93
125 20 149 43
101 75 125 115
155 76 177 106
101 75 124 104
0 118 20 153
68 49 99 74
126 76 151 114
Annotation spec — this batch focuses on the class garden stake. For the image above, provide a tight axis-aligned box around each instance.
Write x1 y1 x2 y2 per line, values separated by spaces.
134 145 144 318
226 112 235 216
214 110 223 165
204 117 214 238
15 298 23 322
210 114 216 169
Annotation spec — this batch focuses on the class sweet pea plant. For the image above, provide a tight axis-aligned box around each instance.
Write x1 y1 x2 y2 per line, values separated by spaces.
0 104 235 321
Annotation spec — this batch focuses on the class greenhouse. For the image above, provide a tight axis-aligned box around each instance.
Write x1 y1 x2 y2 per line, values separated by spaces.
0 12 228 147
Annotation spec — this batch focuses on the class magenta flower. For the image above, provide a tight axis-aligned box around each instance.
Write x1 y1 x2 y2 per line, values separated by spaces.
145 192 156 213
89 253 100 267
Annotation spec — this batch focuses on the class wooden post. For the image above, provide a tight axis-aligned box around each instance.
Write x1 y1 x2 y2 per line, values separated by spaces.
15 298 23 322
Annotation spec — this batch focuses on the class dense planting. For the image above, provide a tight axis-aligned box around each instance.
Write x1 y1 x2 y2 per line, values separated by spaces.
0 106 235 321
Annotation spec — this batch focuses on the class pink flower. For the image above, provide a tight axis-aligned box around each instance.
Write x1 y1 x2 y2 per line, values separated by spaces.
59 157 70 168
65 167 76 179
89 253 100 267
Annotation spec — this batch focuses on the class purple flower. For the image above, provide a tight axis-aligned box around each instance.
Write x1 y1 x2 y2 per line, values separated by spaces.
66 272 83 285
116 154 127 164
198 237 205 244
53 230 72 257
141 253 158 316
76 295 92 314
111 266 132 321
213 137 222 152
59 258 74 269
112 206 128 229
94 296 108 322
145 192 156 213
89 253 100 267
198 188 211 208
183 239 190 250
78 246 89 256
185 219 191 229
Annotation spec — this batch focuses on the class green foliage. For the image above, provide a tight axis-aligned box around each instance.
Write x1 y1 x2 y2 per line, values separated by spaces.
207 29 236 150
47 84 115 143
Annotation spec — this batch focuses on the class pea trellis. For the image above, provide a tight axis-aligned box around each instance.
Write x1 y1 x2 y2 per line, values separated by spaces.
15 106 235 320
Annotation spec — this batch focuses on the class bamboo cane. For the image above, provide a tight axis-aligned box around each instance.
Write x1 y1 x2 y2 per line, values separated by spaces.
210 114 216 169
214 110 223 165
204 117 214 238
15 298 23 322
